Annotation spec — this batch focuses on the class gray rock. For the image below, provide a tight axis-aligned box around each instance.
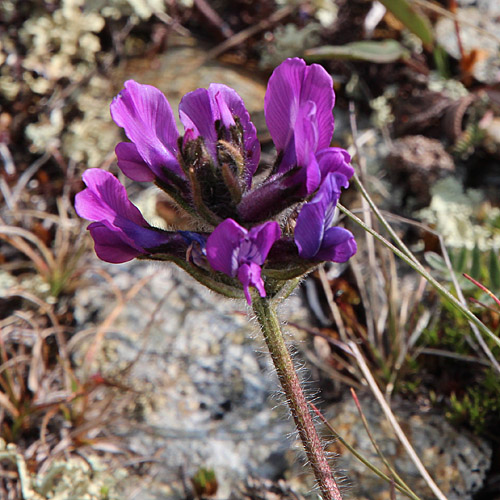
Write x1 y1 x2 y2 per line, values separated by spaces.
74 261 312 498
73 261 492 499
326 396 492 500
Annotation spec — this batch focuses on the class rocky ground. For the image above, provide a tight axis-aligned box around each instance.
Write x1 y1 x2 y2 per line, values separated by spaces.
70 259 492 499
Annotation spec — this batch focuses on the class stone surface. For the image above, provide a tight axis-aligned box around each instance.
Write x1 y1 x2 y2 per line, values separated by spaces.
386 135 455 207
327 396 492 500
74 261 312 499
73 259 492 499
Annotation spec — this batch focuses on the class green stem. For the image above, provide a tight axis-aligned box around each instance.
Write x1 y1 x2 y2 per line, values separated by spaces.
252 296 343 500
351 173 420 267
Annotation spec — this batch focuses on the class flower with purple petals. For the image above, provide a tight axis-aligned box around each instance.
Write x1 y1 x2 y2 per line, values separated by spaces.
294 173 357 262
206 219 281 303
77 57 356 301
76 58 360 500
75 169 175 263
111 80 259 188
264 58 337 194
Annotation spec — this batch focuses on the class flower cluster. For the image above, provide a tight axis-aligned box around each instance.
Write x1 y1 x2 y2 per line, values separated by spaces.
75 58 356 304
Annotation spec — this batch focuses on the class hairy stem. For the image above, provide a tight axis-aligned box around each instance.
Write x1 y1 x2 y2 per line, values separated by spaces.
253 295 342 500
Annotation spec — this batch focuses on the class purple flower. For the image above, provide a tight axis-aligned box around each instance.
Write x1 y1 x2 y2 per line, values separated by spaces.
294 173 357 262
75 169 173 263
206 219 281 304
78 57 356 283
110 80 183 183
180 84 260 183
264 58 335 194
111 80 260 189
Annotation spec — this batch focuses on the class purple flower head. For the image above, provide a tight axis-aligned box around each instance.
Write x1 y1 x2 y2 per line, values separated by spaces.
206 219 281 304
75 169 172 263
78 57 356 293
294 173 357 262
264 58 335 195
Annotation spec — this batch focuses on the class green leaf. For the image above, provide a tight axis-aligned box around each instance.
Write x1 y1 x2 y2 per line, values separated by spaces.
424 251 447 274
378 0 434 46
433 45 450 79
470 244 482 280
489 248 500 291
453 246 469 274
304 40 409 64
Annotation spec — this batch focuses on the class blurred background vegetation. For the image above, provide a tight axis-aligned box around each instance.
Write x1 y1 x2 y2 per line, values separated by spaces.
1 1 499 499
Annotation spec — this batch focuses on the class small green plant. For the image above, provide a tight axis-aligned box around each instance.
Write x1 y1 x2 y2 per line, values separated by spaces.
191 467 218 498
410 253 500 435
447 368 500 436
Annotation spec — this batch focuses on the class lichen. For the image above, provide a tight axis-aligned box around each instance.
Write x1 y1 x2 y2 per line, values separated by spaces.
61 75 118 167
259 23 321 69
20 0 105 92
0 439 126 500
34 456 127 500
275 0 338 27
25 108 64 153
428 72 469 100
370 87 397 128
418 177 500 250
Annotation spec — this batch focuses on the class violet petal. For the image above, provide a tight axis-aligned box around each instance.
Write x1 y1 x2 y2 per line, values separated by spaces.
294 173 347 259
206 218 246 276
238 262 266 304
75 169 172 262
247 221 282 265
209 84 261 180
315 227 357 262
206 218 281 302
88 222 143 263
317 147 354 181
110 80 182 178
179 88 218 160
294 200 326 258
75 169 146 226
265 58 334 165
115 142 155 182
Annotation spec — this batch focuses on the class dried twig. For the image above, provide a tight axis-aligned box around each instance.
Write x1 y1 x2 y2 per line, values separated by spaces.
206 6 294 60
348 341 448 500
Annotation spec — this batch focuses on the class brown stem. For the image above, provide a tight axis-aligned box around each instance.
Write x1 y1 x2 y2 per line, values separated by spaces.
253 295 342 500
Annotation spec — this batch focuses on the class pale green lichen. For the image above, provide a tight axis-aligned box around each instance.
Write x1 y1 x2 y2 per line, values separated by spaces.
275 0 338 27
259 23 321 69
370 87 397 128
26 108 64 153
0 439 126 500
91 0 166 21
0 35 21 99
35 456 126 500
20 0 105 91
428 72 469 100
418 177 500 250
3 0 175 164
61 75 118 167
